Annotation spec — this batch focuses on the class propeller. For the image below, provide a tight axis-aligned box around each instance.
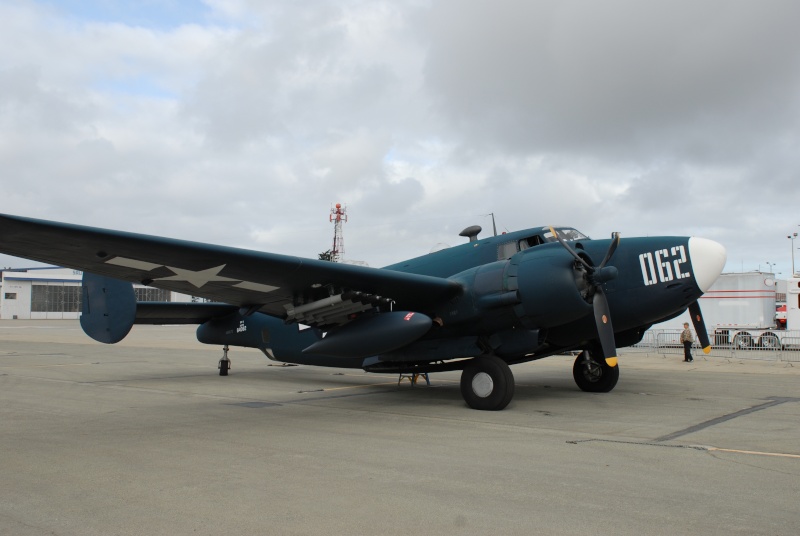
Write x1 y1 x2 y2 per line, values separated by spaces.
688 301 712 354
549 227 621 367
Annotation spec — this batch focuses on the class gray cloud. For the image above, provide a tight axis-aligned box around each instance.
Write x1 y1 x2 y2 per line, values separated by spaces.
1 0 799 273
423 1 800 162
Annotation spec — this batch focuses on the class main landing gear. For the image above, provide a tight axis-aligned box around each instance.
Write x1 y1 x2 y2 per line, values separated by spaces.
459 350 620 410
572 350 619 392
460 355 515 411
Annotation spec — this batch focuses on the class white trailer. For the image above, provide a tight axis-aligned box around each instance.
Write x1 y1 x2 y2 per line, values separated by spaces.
704 272 782 349
652 272 785 349
786 276 800 339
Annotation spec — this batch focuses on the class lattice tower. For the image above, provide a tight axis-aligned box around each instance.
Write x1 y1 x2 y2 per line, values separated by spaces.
329 203 347 263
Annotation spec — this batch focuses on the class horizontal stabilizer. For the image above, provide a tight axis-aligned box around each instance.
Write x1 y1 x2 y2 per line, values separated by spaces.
80 272 240 343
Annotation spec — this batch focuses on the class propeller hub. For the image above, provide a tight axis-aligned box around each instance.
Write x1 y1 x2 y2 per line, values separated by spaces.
592 266 618 285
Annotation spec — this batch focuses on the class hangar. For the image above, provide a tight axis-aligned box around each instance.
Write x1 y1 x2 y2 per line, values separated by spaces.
1 266 192 319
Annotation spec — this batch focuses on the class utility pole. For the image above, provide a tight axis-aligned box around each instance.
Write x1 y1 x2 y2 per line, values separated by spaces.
485 213 498 237
330 203 347 263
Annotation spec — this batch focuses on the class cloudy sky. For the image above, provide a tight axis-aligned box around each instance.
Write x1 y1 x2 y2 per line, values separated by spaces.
2 0 799 275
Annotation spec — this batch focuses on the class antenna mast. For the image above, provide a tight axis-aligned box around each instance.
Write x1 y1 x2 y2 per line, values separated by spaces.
329 203 347 263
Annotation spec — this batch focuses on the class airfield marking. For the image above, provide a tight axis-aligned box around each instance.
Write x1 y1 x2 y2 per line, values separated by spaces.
568 439 800 459
706 447 800 459
653 397 800 443
0 362 98 368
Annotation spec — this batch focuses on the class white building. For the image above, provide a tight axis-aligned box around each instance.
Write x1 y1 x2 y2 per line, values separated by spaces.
1 266 193 319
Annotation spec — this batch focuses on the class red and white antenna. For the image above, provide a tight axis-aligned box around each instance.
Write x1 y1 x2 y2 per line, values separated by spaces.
329 203 347 263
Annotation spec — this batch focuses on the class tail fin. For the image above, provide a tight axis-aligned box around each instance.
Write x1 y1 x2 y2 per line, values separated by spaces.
80 272 136 344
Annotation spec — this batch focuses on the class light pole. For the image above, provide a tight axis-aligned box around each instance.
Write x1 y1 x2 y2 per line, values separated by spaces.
765 261 775 273
789 233 798 275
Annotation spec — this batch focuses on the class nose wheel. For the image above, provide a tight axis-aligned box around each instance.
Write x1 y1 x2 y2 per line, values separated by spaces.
573 350 619 392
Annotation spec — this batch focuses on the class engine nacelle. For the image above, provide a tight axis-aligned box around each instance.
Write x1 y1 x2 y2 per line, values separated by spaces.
509 247 592 329
443 247 591 335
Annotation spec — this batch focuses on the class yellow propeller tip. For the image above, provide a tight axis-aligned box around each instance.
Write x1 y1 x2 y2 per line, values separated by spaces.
703 346 712 354
605 357 618 367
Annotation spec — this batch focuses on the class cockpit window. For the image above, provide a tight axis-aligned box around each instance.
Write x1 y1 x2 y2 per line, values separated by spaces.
518 235 545 250
497 241 518 260
542 227 589 243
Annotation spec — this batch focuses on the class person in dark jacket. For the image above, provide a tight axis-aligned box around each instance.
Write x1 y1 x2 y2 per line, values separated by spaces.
680 322 694 362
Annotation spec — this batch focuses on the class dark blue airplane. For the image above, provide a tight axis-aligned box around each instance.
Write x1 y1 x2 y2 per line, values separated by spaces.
0 214 726 410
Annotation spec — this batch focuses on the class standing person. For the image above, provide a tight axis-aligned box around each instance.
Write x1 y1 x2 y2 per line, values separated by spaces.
680 322 694 362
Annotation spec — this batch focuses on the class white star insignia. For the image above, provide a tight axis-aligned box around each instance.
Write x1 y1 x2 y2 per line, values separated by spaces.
155 265 237 288
105 258 278 294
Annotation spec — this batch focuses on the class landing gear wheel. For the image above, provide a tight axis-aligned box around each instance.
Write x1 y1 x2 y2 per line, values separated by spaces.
460 356 515 411
573 351 619 393
218 345 231 376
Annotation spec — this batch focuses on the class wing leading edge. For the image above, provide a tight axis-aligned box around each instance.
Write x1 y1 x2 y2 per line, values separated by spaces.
0 214 462 321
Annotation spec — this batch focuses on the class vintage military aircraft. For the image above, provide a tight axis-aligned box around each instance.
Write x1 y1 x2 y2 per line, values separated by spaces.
0 213 726 410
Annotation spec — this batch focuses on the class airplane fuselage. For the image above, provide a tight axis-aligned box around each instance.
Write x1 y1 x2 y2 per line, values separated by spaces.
0 213 726 410
199 227 720 371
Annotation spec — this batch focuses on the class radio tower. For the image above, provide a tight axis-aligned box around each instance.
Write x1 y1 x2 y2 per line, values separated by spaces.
329 203 347 263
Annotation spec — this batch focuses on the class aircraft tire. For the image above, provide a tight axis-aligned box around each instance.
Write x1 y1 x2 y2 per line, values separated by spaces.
460 355 515 411
572 353 619 393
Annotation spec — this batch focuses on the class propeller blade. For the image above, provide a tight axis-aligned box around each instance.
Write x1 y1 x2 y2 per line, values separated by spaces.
548 226 592 270
592 289 618 367
598 232 620 269
550 225 620 366
688 301 712 354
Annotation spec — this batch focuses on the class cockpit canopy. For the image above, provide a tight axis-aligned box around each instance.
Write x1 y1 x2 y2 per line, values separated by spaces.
498 226 589 260
542 227 589 243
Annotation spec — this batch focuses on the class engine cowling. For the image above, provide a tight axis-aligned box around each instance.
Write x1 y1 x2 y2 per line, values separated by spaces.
507 247 592 329
444 247 591 333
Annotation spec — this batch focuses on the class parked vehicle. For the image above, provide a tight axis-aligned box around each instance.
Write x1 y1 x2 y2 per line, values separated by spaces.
776 304 787 329
652 272 791 349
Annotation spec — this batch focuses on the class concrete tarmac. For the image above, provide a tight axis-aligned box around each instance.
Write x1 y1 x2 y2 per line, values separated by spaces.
1 320 798 535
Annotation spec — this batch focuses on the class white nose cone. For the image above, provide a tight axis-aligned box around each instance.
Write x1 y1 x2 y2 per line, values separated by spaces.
688 237 727 292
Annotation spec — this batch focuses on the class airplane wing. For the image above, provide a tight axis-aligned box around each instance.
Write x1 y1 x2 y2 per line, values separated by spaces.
0 214 461 325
